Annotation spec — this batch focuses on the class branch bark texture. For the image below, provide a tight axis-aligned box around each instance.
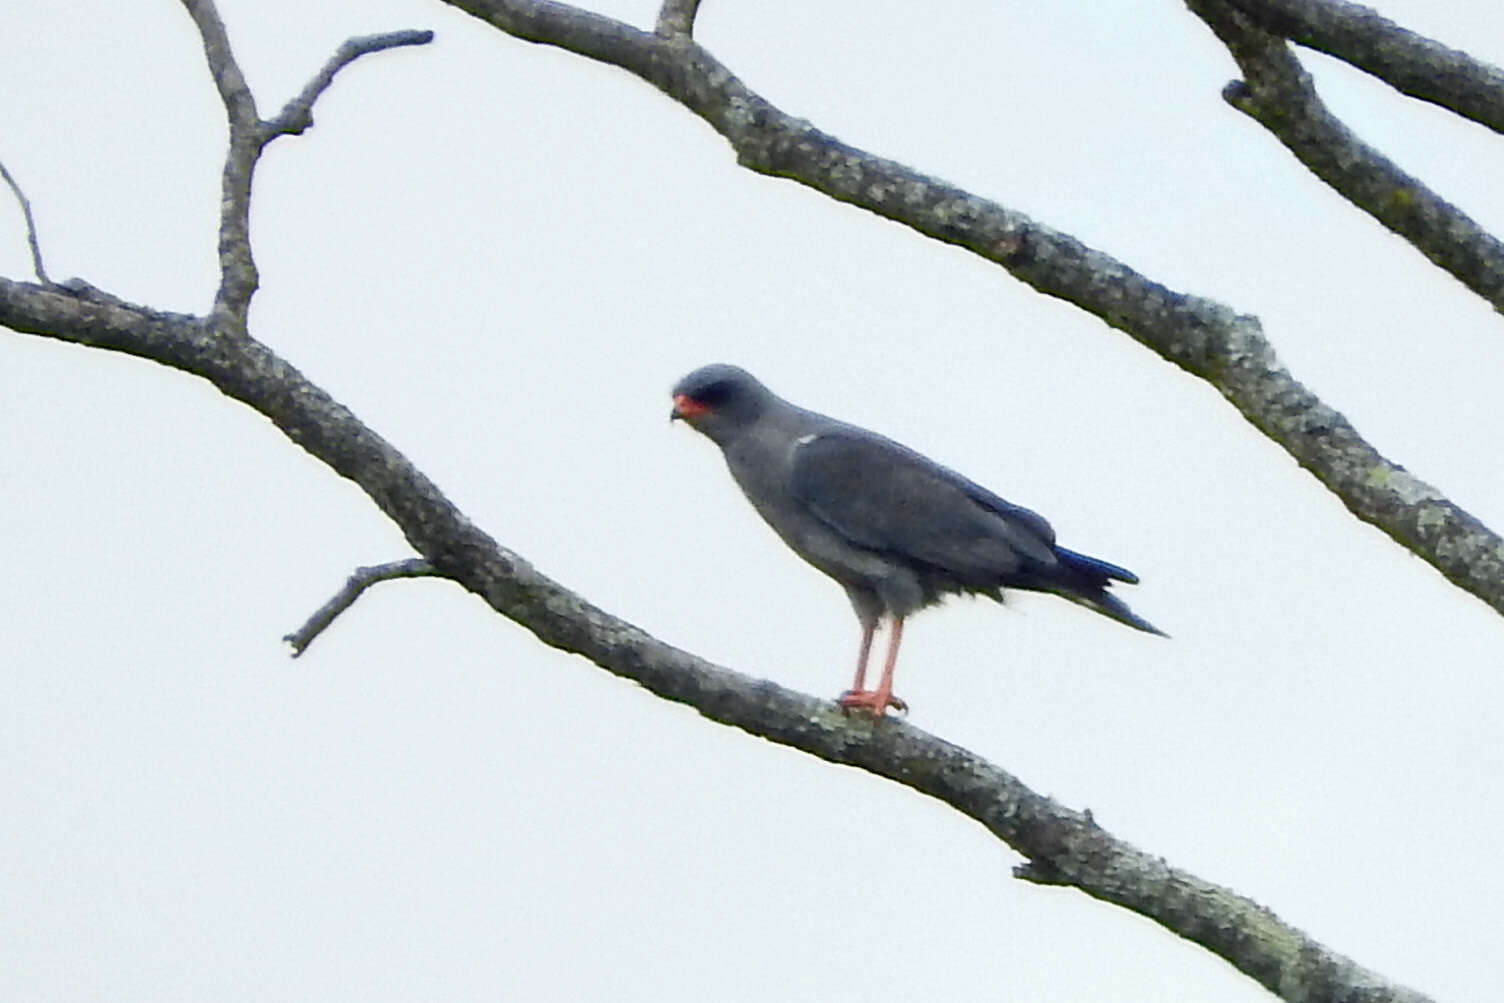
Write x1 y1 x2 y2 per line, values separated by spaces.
654 0 700 38
1226 0 1504 134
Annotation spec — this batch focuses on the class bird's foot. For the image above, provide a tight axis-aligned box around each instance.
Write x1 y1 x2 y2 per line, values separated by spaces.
838 689 907 716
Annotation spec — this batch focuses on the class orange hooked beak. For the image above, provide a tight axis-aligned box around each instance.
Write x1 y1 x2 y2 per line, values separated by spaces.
670 394 710 421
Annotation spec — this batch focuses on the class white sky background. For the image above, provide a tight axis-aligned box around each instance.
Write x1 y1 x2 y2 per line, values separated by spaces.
2 1 1501 1000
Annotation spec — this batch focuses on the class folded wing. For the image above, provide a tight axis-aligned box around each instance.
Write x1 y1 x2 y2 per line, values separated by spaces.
789 431 1061 586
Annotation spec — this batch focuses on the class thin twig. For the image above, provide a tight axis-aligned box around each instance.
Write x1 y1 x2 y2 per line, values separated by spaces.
655 0 701 38
0 159 51 284
1188 0 1504 314
1226 0 1504 134
262 31 436 141
285 559 437 656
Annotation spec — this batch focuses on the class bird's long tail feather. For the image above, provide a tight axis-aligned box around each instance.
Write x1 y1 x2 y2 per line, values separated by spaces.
1065 590 1168 637
1052 547 1166 636
1056 546 1139 584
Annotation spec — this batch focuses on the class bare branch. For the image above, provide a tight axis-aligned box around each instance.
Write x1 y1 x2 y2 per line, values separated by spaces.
1225 0 1504 134
179 1 432 328
0 273 1436 1003
262 30 436 140
284 559 437 656
438 0 1504 621
655 0 701 38
179 0 259 130
1187 0 1504 314
179 0 263 329
0 159 51 284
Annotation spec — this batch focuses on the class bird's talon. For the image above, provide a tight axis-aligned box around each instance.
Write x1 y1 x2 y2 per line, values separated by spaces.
837 690 906 717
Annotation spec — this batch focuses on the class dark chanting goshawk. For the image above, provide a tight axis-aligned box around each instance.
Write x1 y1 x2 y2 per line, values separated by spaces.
671 363 1164 715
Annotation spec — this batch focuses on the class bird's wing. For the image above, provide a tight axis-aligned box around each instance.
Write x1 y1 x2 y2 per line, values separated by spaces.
788 430 1059 577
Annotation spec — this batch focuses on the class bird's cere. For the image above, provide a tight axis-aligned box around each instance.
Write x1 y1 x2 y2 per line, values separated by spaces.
670 393 710 420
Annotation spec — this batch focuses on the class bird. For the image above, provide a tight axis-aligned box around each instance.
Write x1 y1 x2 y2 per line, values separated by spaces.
670 363 1164 715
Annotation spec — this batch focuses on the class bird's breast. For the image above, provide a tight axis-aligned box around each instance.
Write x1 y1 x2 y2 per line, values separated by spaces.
723 435 910 601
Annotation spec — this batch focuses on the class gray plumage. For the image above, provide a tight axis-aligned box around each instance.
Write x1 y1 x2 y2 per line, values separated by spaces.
670 363 1163 713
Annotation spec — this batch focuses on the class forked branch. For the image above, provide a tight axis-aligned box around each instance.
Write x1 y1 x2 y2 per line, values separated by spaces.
1224 0 1504 133
179 0 432 327
1187 0 1504 313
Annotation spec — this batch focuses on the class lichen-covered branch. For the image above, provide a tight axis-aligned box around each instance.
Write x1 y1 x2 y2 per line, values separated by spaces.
1187 0 1504 314
438 0 1504 619
1226 0 1504 134
654 0 700 38
0 271 1434 1003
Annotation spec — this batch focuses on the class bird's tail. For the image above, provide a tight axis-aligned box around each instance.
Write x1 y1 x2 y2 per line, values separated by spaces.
1056 546 1139 584
1053 546 1167 636
1062 590 1168 637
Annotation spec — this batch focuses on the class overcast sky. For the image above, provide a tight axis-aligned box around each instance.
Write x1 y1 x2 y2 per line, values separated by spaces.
3 2 1502 1001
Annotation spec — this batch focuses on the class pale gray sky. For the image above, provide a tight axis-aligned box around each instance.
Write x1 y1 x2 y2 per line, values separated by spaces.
3 2 1501 1000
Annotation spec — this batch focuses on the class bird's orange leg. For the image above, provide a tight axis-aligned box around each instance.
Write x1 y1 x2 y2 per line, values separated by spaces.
847 621 875 694
838 617 907 715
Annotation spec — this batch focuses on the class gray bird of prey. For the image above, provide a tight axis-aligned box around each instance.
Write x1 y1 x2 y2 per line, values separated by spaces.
670 363 1164 715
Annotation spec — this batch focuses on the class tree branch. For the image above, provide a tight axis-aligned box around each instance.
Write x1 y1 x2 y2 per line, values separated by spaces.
438 0 1504 620
284 558 438 656
262 30 436 140
0 159 51 285
180 0 261 327
1187 0 1504 314
179 1 433 328
0 271 1435 1003
1225 0 1504 134
655 0 701 38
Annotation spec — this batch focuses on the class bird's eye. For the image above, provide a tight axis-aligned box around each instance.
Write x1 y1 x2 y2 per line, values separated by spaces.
694 380 736 407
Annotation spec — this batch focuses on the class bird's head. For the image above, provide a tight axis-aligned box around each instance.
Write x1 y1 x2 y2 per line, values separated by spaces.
670 364 772 444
